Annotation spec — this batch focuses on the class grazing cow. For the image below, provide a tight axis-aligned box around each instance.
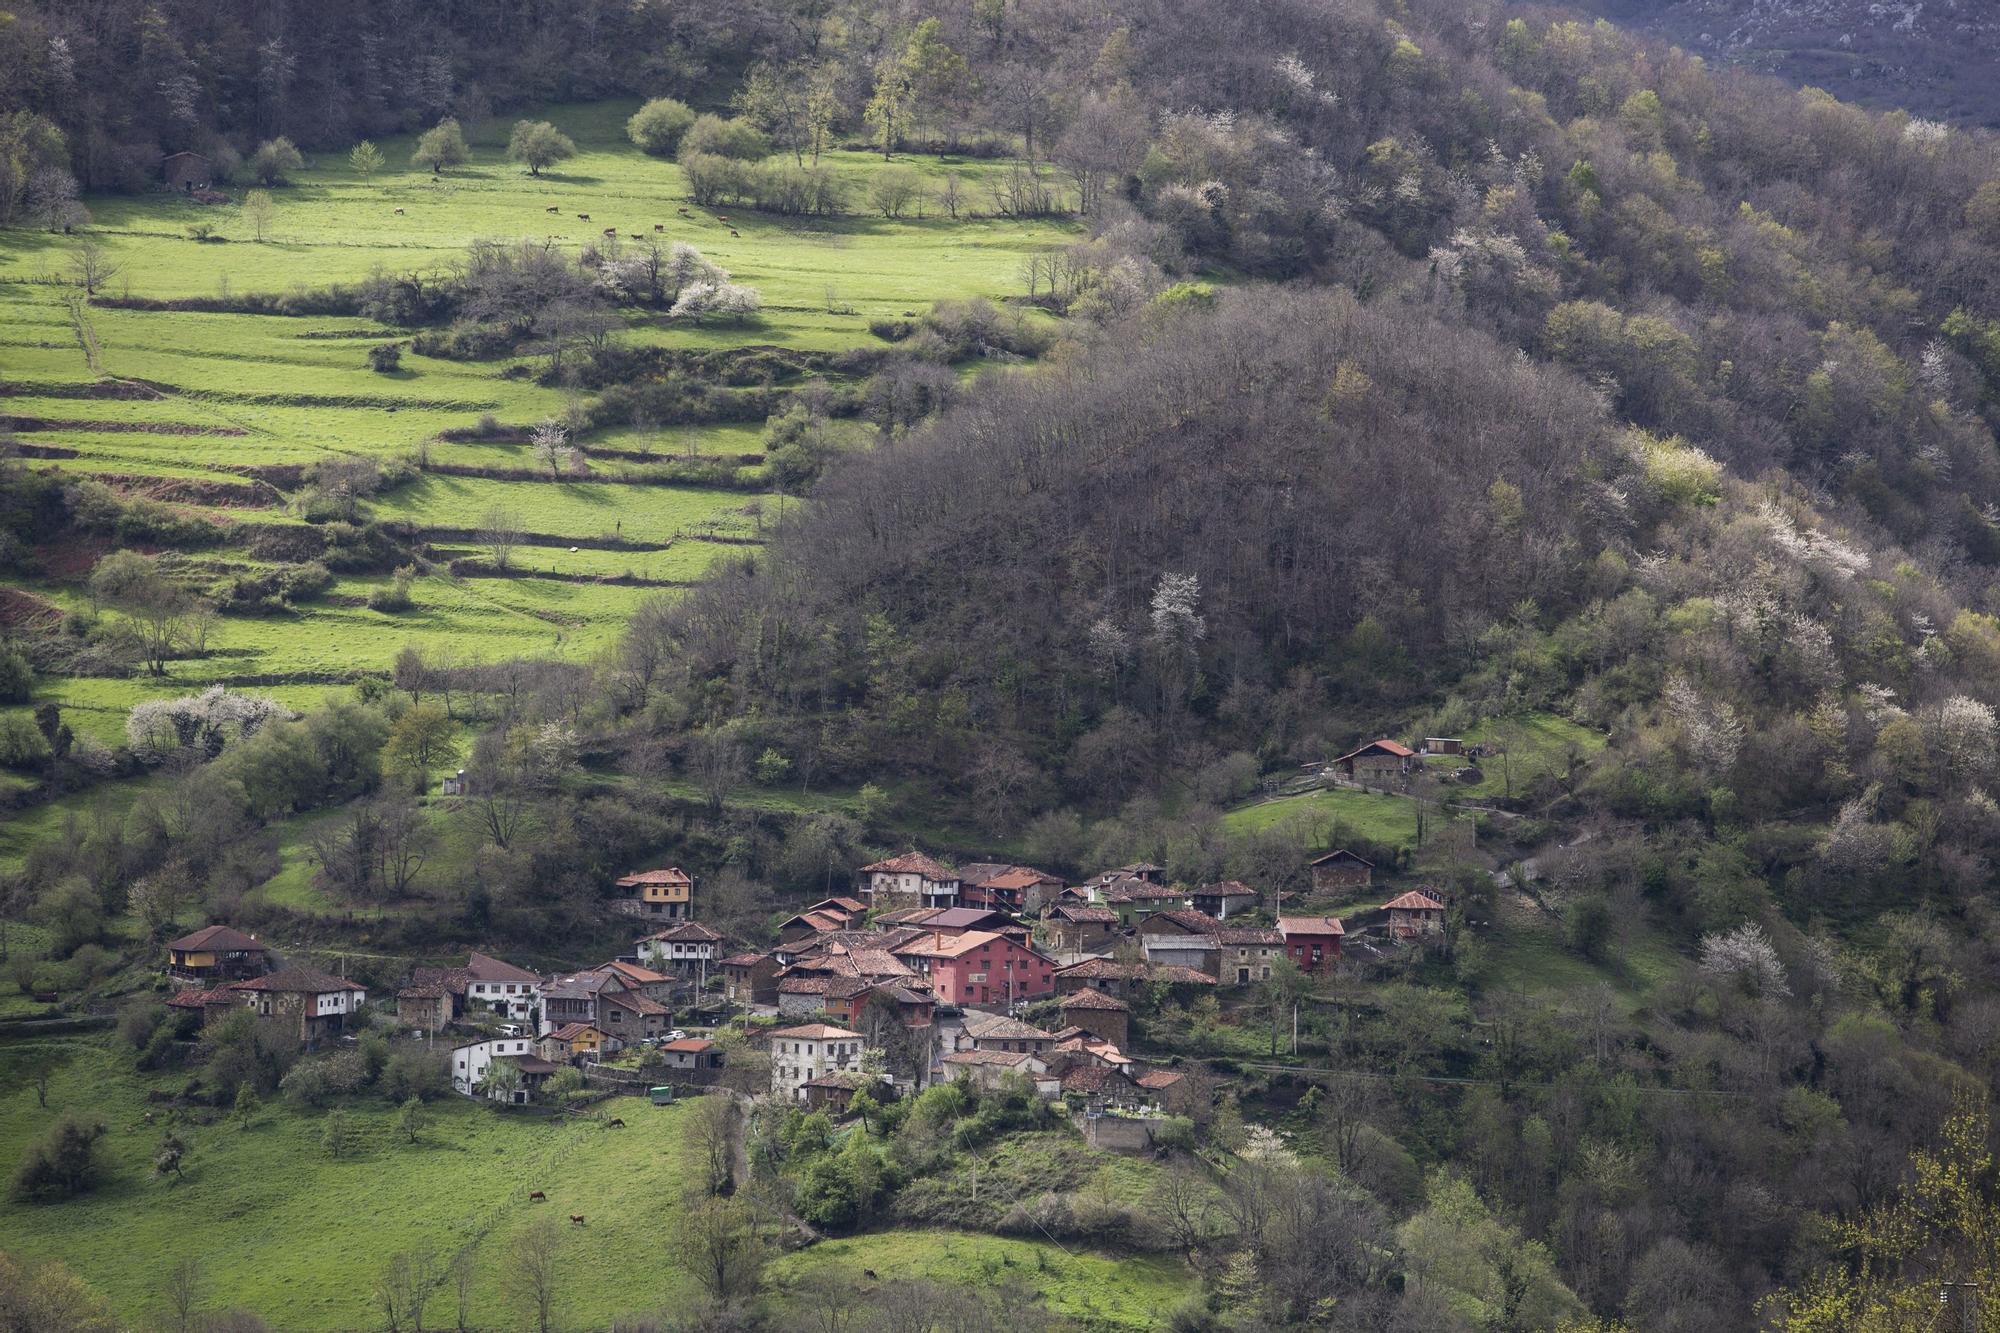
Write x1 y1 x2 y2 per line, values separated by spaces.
577 213 590 220
546 205 559 213
605 1117 626 1128
654 223 664 231
602 227 617 237
393 207 404 215
863 1269 879 1281
728 229 739 237
528 1190 546 1202
569 1215 585 1226
630 233 642 240
677 208 690 216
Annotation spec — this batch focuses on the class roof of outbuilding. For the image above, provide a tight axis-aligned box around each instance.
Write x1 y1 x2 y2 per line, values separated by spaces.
1381 891 1447 912
1277 916 1347 937
1059 987 1130 1012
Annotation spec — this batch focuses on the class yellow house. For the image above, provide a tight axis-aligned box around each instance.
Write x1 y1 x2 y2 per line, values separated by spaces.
615 866 694 920
166 925 270 984
541 1022 611 1062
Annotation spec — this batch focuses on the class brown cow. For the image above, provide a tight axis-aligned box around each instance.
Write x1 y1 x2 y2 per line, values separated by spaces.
393 208 404 215
528 1190 547 1201
728 229 739 237
604 1117 626 1128
569 1215 585 1226
654 223 665 231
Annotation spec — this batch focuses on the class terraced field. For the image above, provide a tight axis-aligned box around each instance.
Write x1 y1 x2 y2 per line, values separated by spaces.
0 99 1078 738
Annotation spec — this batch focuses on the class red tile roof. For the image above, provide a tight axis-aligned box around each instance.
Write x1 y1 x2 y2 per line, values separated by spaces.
662 1037 715 1053
596 960 671 985
600 989 668 1016
1198 881 1259 898
1136 1069 1185 1089
1335 739 1414 761
1060 1064 1132 1094
721 953 770 969
1059 987 1130 1012
860 852 956 880
167 985 237 1009
1147 965 1220 985
767 1023 862 1040
1145 909 1224 934
1278 916 1346 937
641 922 724 943
1309 848 1374 867
167 925 266 953
1381 891 1447 912
466 951 540 984
548 1023 604 1041
616 867 692 887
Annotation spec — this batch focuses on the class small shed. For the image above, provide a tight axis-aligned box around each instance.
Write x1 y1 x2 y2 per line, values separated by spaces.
440 769 467 796
163 151 212 192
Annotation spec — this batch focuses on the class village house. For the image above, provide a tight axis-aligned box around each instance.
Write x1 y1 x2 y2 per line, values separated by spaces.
1383 890 1449 938
893 929 1055 1007
1058 987 1131 1049
542 971 669 1039
959 1012 1058 1056
161 150 212 191
658 1036 727 1082
801 1072 889 1113
1095 879 1195 925
768 1022 865 1100
231 968 366 1048
1141 932 1219 975
613 866 694 920
777 973 840 1019
1333 739 1417 787
165 925 271 986
1423 738 1466 756
462 952 542 1022
941 1048 1059 1097
1040 903 1119 954
636 922 724 980
1191 881 1261 920
1135 1068 1195 1114
1278 916 1346 971
778 909 850 942
1215 926 1286 985
593 959 677 1003
394 984 450 1032
451 1037 557 1102
721 952 781 1006
858 852 961 913
1309 849 1375 894
538 1022 612 1064
956 863 1064 914
1096 863 1164 885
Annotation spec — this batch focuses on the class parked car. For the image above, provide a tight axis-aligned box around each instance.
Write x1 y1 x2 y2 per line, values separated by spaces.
498 1024 523 1037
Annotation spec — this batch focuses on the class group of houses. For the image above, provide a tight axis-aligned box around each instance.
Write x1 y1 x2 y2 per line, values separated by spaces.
163 926 368 1048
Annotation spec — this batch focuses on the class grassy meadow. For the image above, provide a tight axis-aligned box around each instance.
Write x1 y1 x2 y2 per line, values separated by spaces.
0 1039 1192 1330
0 98 1079 765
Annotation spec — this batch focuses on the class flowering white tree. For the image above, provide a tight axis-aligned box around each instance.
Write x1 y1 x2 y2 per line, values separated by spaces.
127 686 288 761
1663 672 1742 776
669 281 763 321
530 418 573 479
1699 923 1791 998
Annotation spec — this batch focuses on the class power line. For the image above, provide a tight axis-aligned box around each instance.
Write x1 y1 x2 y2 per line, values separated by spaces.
1231 1060 1753 1099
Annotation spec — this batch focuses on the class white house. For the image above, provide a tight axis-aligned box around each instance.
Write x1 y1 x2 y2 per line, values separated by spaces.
768 1022 865 1101
451 1036 557 1102
463 951 542 1023
636 922 724 981
858 852 960 912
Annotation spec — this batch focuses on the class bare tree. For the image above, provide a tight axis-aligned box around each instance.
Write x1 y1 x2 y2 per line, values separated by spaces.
675 1192 765 1305
164 1256 204 1333
688 1092 737 1196
509 1218 562 1333
481 506 524 571
68 241 120 295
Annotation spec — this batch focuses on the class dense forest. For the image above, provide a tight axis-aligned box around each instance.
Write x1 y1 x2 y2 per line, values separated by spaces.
8 0 2000 1328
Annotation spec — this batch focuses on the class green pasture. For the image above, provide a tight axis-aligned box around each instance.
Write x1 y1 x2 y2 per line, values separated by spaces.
1222 785 1423 849
0 1041 1194 1330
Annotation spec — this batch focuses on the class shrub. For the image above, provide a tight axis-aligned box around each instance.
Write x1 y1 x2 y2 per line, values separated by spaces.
367 342 403 374
628 98 697 156
679 115 769 162
381 1049 450 1102
869 318 916 342
11 1115 107 1202
248 136 304 186
0 715 51 768
367 565 416 612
